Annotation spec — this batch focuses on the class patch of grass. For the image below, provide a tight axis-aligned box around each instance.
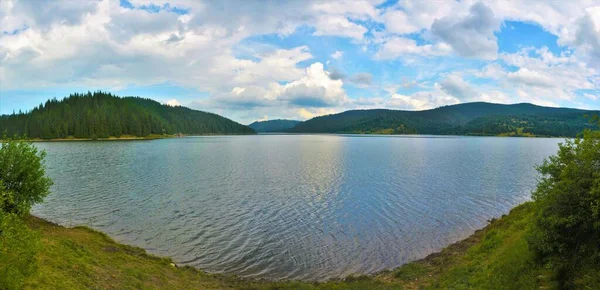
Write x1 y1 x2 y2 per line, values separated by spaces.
382 203 553 289
14 203 599 289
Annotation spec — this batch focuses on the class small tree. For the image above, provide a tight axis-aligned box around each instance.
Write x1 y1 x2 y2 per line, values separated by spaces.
528 119 600 285
0 136 53 216
0 137 52 288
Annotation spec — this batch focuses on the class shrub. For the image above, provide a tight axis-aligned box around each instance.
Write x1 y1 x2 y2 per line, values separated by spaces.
528 125 600 286
0 136 53 216
0 137 53 289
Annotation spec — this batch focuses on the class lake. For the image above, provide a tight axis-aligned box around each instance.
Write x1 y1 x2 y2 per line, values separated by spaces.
33 135 562 281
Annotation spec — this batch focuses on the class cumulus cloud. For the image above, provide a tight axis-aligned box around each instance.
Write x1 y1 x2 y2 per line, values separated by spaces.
311 0 379 21
500 47 597 101
279 62 348 107
348 72 373 88
431 2 500 60
204 62 348 112
327 67 346 80
165 99 181 106
353 90 460 111
437 73 511 105
475 63 505 79
571 6 600 67
375 37 451 59
313 15 367 40
385 0 464 34
507 68 555 87
383 9 419 34
2 0 600 122
439 73 479 100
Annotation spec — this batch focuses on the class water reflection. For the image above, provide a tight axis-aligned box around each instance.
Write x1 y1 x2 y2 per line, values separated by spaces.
33 135 561 280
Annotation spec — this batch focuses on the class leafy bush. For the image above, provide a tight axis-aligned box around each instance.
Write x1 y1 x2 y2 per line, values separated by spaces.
0 137 53 289
0 137 53 216
528 122 600 286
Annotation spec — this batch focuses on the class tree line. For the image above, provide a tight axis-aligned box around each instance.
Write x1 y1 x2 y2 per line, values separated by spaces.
0 91 254 139
289 103 599 137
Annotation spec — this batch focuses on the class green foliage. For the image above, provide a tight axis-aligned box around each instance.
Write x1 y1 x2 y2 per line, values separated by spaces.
290 102 598 137
528 125 600 287
248 119 301 132
0 91 255 139
0 138 53 289
0 137 53 216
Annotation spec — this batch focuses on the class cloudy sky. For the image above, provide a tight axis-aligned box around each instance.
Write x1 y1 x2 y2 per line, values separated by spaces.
1 0 599 124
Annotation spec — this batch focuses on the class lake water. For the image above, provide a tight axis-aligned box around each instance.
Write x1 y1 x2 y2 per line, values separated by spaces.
33 135 562 281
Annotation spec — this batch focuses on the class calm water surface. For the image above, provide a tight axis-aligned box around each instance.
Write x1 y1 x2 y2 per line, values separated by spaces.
33 135 561 280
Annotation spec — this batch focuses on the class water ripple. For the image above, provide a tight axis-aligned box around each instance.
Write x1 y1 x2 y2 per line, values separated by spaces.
32 135 562 281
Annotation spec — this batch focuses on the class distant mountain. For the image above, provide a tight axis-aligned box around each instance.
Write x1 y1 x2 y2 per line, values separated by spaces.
0 91 255 139
248 119 301 132
289 102 599 137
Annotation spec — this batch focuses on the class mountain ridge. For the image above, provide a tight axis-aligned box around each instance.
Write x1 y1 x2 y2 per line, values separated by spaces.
248 119 301 132
288 102 599 137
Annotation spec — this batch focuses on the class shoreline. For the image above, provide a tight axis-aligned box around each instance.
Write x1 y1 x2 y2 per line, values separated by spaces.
24 202 544 289
12 132 572 142
15 133 256 142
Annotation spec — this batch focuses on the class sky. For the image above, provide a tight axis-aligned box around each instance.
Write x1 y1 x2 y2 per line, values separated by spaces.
1 0 599 124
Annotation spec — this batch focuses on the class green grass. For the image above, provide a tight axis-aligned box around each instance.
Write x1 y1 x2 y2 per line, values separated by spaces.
13 203 595 289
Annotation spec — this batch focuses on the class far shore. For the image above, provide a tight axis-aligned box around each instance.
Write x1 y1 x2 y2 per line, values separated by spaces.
27 135 173 142
6 133 256 142
7 132 572 142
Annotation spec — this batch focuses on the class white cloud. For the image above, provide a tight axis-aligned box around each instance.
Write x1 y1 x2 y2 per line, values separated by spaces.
348 72 373 88
311 0 380 21
571 6 600 67
2 0 600 122
202 62 348 114
500 47 598 102
439 73 479 100
383 9 419 34
375 37 451 59
279 62 348 107
165 99 181 106
388 93 430 110
507 68 555 88
365 91 460 111
389 0 465 33
583 93 599 101
297 107 340 120
313 15 367 40
430 2 500 60
256 115 269 122
475 63 505 79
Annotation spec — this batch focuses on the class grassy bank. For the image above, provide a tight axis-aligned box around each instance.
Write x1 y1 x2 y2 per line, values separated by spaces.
18 202 590 289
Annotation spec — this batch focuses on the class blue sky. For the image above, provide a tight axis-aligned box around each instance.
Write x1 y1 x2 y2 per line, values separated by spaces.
1 0 599 123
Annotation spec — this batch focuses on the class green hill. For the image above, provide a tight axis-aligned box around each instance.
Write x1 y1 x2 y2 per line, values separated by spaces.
0 92 255 139
248 119 301 132
289 102 598 137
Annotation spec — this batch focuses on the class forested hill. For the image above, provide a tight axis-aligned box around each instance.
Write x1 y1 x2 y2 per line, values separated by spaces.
248 119 301 132
289 102 599 137
0 92 255 139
